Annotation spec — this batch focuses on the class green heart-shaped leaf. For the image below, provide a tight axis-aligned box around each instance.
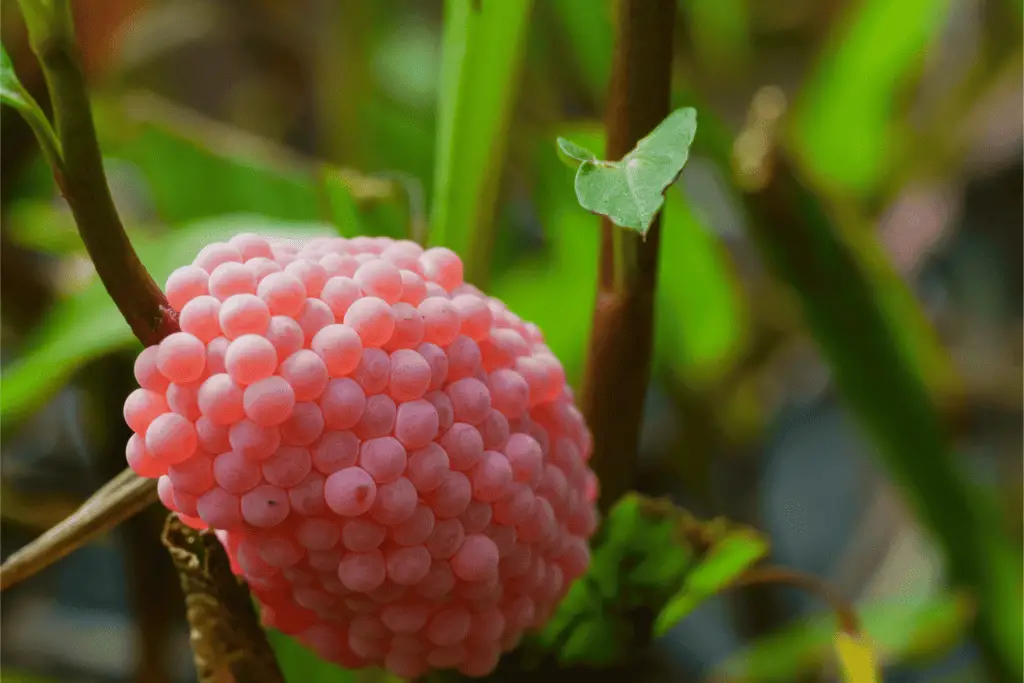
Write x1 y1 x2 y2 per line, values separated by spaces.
561 107 697 236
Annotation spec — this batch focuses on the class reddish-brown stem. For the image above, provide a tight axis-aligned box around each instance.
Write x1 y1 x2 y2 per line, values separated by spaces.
731 566 860 635
25 0 178 346
581 0 676 512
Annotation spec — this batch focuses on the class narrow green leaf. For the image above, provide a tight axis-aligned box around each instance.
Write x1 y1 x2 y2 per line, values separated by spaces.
1 42 62 170
430 0 533 285
0 43 32 110
490 125 602 388
791 0 954 194
0 216 336 424
565 107 697 235
556 137 597 165
653 529 768 635
714 593 973 682
92 97 376 233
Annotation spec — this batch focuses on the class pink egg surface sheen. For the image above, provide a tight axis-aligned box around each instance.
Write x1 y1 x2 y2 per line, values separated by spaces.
122 234 597 678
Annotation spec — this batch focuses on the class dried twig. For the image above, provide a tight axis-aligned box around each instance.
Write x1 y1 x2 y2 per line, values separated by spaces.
162 516 285 683
0 470 158 591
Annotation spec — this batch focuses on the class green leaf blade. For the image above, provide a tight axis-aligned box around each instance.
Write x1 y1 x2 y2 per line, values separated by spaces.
791 0 954 194
91 97 387 234
653 529 768 636
430 0 533 285
742 163 1024 677
1 42 62 170
1 43 31 112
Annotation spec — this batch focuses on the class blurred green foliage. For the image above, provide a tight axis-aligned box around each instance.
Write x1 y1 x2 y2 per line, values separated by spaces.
0 0 1020 681
715 593 974 682
790 0 954 196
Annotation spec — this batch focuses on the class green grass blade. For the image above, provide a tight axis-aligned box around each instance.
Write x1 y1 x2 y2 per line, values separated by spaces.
429 0 533 286
790 0 954 195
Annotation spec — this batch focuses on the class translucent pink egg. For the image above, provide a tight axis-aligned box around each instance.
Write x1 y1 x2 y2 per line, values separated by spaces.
279 350 329 402
344 297 395 348
179 295 223 342
220 294 271 339
194 243 243 273
166 265 211 312
311 324 362 377
418 297 461 346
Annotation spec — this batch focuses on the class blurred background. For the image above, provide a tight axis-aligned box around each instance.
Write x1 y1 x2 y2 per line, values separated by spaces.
0 0 1020 681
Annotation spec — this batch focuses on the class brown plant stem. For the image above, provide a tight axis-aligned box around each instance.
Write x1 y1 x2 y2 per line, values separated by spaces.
162 516 286 683
581 0 676 512
0 0 177 592
90 354 180 683
0 469 158 591
19 0 178 345
731 566 860 636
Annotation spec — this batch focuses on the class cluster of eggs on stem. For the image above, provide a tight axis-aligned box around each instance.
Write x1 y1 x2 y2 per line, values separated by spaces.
124 232 598 678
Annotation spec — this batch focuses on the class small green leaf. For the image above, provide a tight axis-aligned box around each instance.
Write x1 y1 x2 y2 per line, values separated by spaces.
566 107 697 235
1 42 62 170
0 215 337 425
653 527 768 636
533 494 767 667
556 137 597 165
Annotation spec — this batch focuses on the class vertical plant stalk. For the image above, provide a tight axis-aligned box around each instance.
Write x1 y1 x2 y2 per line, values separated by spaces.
581 0 676 512
162 516 286 683
19 0 178 344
